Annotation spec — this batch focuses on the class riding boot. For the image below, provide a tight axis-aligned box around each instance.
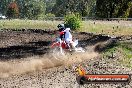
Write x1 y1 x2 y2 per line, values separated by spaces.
69 43 76 51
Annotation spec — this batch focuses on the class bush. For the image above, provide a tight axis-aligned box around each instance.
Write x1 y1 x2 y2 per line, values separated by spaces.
64 13 82 30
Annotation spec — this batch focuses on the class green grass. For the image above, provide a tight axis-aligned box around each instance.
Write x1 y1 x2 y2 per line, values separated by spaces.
0 19 132 36
119 43 132 68
0 19 63 30
103 42 132 68
81 20 132 36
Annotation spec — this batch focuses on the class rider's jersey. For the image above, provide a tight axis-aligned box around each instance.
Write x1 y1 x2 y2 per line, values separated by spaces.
59 28 72 44
59 31 65 40
63 28 72 40
63 28 73 44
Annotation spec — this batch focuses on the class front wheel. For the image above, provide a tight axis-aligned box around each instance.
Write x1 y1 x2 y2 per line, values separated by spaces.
52 47 66 60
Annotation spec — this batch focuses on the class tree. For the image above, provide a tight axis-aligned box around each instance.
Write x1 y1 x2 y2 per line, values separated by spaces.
52 0 96 17
116 0 132 18
95 0 132 18
6 1 19 18
45 0 56 14
0 0 12 15
17 0 46 19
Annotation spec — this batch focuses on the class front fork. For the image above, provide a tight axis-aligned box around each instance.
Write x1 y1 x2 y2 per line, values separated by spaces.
58 39 63 54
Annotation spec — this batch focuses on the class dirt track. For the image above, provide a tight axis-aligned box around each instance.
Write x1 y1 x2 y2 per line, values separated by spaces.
0 29 132 88
0 29 104 76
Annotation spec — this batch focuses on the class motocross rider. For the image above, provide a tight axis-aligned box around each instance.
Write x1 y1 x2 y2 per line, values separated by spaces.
57 23 75 50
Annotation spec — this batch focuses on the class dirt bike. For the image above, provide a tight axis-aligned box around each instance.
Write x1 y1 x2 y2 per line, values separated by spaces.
51 38 85 56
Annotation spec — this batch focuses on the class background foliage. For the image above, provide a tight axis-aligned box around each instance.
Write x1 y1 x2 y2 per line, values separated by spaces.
6 1 19 18
0 0 131 19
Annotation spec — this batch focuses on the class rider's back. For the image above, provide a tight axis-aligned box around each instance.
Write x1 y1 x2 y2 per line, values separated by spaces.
63 28 72 40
